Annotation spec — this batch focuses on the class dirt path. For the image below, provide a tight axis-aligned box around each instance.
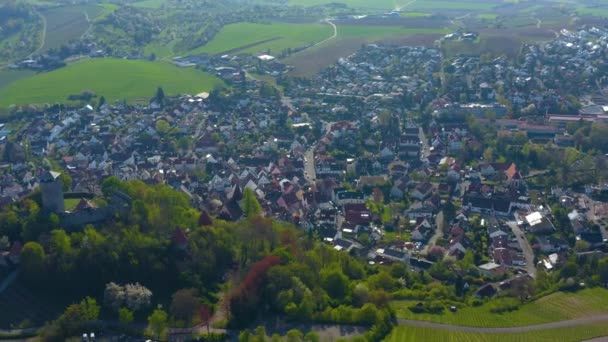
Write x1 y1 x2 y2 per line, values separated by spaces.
398 315 608 333
289 19 337 57
27 10 47 58
395 0 417 11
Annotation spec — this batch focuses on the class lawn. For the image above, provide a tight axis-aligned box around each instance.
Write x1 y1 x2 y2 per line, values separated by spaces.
188 22 334 56
0 58 224 107
64 198 81 211
386 324 608 342
41 5 102 51
391 288 608 328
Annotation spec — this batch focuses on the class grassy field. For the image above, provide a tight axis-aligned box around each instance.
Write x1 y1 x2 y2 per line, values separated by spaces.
132 0 168 9
95 3 120 21
287 0 410 10
0 70 36 89
576 5 608 17
0 58 223 107
478 13 498 20
401 12 432 17
339 25 448 40
42 5 102 51
392 288 608 328
188 22 334 56
409 0 497 11
386 324 608 342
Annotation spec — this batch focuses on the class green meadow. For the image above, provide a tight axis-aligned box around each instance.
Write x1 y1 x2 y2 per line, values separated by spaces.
188 22 334 56
0 58 223 107
391 288 608 328
386 323 608 342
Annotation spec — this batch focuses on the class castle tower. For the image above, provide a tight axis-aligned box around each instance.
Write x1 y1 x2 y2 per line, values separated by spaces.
40 171 64 213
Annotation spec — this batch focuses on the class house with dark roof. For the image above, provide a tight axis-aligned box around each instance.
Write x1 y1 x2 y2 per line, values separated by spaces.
411 182 434 201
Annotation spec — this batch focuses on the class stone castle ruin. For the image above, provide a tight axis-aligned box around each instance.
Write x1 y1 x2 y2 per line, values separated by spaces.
40 171 131 229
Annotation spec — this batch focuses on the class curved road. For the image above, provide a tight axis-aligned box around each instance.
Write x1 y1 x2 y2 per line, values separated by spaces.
398 315 608 333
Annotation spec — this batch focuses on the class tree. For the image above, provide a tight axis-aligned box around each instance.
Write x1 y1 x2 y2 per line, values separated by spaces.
427 246 446 261
155 119 170 135
97 96 106 111
146 308 168 341
118 307 134 326
20 241 46 284
320 268 349 299
170 288 200 322
574 240 590 253
598 258 608 285
242 188 262 217
0 235 9 250
155 86 165 106
124 282 153 311
104 282 152 312
58 172 72 192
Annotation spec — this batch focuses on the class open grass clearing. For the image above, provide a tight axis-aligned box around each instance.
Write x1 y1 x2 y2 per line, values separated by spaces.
64 198 81 211
188 22 334 56
391 288 608 328
0 58 224 107
386 323 608 342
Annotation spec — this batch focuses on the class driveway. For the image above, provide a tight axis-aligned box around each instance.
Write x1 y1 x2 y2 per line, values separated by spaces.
506 221 537 278
418 127 431 159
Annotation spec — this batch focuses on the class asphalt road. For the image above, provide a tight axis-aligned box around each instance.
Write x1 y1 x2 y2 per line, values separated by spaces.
506 221 537 278
304 147 316 183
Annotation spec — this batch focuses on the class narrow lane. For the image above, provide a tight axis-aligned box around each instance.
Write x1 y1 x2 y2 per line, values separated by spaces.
507 221 537 278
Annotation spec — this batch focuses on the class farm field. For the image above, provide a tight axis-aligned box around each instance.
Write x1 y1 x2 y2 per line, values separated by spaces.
0 70 36 89
0 59 223 107
391 288 608 328
386 324 608 342
132 0 169 9
188 22 334 56
287 0 410 10
401 12 432 17
285 25 447 76
41 5 103 51
408 0 498 11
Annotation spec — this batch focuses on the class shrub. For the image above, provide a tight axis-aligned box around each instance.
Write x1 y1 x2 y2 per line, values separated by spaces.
488 297 520 314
